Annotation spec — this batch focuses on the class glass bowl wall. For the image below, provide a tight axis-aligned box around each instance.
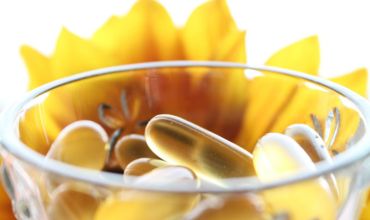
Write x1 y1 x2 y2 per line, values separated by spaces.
1 61 370 220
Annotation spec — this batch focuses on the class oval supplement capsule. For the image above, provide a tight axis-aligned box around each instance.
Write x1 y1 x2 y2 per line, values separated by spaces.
145 114 254 183
184 194 270 220
114 134 159 169
48 183 102 220
124 158 167 177
94 166 199 220
47 120 108 170
253 133 337 220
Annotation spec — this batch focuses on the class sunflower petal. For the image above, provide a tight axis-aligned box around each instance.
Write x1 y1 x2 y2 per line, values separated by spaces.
182 0 247 140
91 15 121 52
20 45 51 90
0 193 15 220
92 0 181 62
266 36 320 75
331 68 368 97
236 36 321 150
183 0 243 61
19 102 62 154
266 68 367 153
214 30 246 62
51 28 120 78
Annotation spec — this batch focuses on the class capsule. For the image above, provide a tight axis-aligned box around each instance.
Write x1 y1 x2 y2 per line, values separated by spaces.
145 114 254 183
94 166 199 220
114 134 158 169
124 158 167 176
47 183 102 220
253 133 337 220
47 120 108 170
285 124 338 197
285 124 332 162
184 194 269 220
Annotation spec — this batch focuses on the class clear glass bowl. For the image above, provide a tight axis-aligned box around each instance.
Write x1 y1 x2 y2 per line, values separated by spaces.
1 61 370 220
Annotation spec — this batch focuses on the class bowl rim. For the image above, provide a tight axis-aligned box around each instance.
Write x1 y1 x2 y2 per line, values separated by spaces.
1 60 370 193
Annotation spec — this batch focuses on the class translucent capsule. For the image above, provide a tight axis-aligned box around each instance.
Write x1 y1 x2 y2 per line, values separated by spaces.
94 166 199 220
124 158 167 176
114 134 158 169
285 124 332 162
47 120 108 170
184 194 269 220
145 114 254 183
285 124 338 197
253 133 337 220
47 183 102 220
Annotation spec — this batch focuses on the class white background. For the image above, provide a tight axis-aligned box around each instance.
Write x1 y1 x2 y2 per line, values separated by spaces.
0 0 370 109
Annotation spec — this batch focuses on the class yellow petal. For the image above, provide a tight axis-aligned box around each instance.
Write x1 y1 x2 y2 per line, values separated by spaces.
91 15 120 50
92 0 181 62
236 73 298 150
214 30 246 62
0 183 15 220
201 70 248 141
331 68 368 97
52 28 120 78
20 45 51 90
268 68 367 151
182 0 247 138
266 35 320 75
183 0 244 62
19 101 62 154
236 36 320 150
360 190 370 220
263 82 361 155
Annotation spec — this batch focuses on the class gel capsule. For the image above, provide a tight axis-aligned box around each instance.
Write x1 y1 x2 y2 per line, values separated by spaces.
47 120 108 170
47 183 102 220
145 114 254 182
253 133 337 220
184 194 269 220
124 158 167 176
94 166 199 220
285 124 332 162
285 124 338 196
114 134 158 169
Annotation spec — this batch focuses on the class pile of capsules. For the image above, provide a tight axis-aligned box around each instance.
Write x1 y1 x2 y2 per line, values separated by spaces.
43 114 339 220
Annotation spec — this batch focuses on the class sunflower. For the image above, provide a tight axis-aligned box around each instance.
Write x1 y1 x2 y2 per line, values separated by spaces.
0 0 368 219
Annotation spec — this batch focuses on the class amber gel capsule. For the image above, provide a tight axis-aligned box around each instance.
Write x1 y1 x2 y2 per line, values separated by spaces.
114 134 158 169
48 183 102 220
47 120 108 170
124 158 167 176
145 114 254 182
94 166 199 220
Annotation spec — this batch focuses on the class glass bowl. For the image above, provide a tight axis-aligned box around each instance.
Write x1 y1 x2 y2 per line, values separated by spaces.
1 61 370 220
